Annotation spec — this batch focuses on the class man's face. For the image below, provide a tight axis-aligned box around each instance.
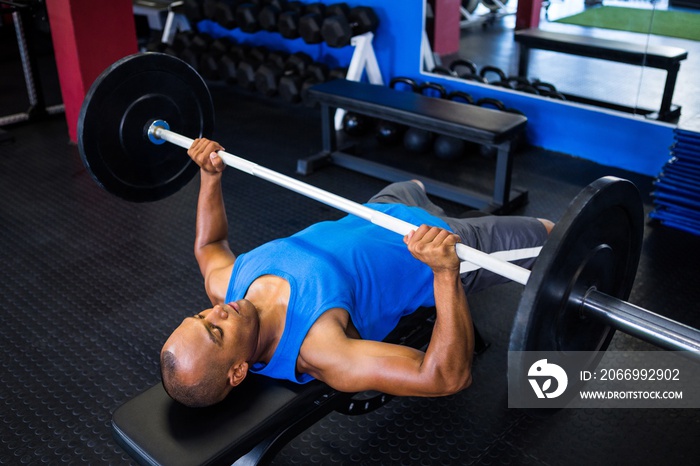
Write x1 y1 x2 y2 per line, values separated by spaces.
161 301 258 390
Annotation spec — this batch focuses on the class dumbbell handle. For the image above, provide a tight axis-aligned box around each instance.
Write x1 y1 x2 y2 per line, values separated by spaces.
150 123 533 285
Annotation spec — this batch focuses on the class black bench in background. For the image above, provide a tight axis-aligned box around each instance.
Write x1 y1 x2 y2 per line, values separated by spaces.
297 79 529 214
514 28 688 122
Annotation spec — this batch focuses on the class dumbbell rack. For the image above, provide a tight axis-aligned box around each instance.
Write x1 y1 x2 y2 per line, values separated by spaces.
159 1 193 44
1 3 64 142
155 12 381 115
333 31 384 129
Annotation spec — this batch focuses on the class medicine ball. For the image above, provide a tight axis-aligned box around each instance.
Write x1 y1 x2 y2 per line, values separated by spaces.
433 135 465 160
403 128 433 153
342 112 370 136
376 120 404 146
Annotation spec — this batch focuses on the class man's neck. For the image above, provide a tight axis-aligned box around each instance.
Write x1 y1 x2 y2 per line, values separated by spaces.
245 275 290 365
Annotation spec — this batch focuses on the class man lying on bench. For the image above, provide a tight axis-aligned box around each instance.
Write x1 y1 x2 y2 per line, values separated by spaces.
160 138 553 408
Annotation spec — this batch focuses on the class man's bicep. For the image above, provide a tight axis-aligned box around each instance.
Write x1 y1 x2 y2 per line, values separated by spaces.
198 243 235 304
312 339 445 397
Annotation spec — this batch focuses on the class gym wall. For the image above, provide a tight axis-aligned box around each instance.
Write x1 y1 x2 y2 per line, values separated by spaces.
201 0 673 177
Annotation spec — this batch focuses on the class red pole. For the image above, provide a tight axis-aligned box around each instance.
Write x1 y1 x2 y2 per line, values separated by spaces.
432 0 461 56
515 0 542 30
46 0 138 142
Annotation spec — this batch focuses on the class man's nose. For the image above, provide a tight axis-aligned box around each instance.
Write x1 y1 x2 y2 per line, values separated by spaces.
208 305 229 321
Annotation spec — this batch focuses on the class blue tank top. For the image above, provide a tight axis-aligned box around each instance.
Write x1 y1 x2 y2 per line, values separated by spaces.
225 203 450 384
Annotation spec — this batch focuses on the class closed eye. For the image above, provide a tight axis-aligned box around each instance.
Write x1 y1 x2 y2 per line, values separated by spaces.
192 314 224 345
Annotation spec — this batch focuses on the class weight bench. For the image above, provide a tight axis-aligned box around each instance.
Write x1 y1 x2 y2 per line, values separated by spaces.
112 309 488 465
296 79 529 214
514 28 688 122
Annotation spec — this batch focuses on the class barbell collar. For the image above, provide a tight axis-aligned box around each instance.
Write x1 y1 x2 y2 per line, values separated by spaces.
583 289 700 358
150 122 533 285
147 119 169 145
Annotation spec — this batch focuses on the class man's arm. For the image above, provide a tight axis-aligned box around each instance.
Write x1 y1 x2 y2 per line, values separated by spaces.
301 225 474 397
188 138 236 304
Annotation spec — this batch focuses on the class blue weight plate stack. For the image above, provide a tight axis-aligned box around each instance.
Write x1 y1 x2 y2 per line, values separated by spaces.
651 116 700 235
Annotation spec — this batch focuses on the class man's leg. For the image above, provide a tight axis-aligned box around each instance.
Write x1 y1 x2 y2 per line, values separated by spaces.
368 180 447 217
444 215 549 294
369 181 549 293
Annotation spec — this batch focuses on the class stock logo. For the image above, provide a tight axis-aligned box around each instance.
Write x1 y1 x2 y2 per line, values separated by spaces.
528 359 568 399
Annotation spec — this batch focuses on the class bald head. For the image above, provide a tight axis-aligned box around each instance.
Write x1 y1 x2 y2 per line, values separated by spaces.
160 303 262 406
160 350 229 407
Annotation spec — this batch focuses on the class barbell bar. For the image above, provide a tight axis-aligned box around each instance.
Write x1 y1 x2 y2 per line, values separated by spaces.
78 53 700 391
148 121 533 285
583 291 700 356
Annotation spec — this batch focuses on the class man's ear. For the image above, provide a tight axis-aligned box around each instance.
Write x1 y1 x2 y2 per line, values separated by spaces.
226 361 249 387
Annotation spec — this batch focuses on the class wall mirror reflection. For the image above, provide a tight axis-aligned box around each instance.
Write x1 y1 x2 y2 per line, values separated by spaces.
423 0 699 125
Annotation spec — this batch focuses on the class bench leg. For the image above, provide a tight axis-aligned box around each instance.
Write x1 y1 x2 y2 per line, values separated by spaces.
297 103 338 175
320 103 337 153
493 142 513 207
659 64 681 122
517 45 531 77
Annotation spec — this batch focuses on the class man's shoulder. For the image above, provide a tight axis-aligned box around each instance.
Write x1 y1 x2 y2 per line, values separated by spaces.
297 308 357 376
314 308 359 334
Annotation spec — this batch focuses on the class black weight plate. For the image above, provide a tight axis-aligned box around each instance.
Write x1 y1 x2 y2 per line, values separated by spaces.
509 177 644 401
78 53 214 202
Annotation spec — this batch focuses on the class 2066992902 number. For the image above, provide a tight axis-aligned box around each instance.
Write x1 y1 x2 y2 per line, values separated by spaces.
599 368 680 381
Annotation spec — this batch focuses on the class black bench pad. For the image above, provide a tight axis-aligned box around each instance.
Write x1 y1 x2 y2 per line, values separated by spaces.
307 79 527 145
514 28 688 69
112 376 338 466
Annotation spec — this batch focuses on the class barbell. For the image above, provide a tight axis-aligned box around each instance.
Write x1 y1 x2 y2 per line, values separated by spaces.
78 53 700 394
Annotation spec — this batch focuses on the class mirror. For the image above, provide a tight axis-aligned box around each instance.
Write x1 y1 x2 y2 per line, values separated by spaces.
422 0 697 126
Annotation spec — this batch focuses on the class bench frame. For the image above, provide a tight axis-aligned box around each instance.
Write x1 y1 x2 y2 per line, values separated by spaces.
514 28 688 122
297 80 529 213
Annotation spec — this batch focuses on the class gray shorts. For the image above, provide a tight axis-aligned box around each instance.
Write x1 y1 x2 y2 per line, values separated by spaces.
369 181 549 293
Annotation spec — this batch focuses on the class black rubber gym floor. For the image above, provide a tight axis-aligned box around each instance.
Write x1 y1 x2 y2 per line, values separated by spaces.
2 78 700 465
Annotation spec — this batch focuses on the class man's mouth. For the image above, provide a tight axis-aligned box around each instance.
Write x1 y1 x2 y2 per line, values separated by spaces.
228 302 241 315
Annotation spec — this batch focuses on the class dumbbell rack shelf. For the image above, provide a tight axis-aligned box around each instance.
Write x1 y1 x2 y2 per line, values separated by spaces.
297 79 529 213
